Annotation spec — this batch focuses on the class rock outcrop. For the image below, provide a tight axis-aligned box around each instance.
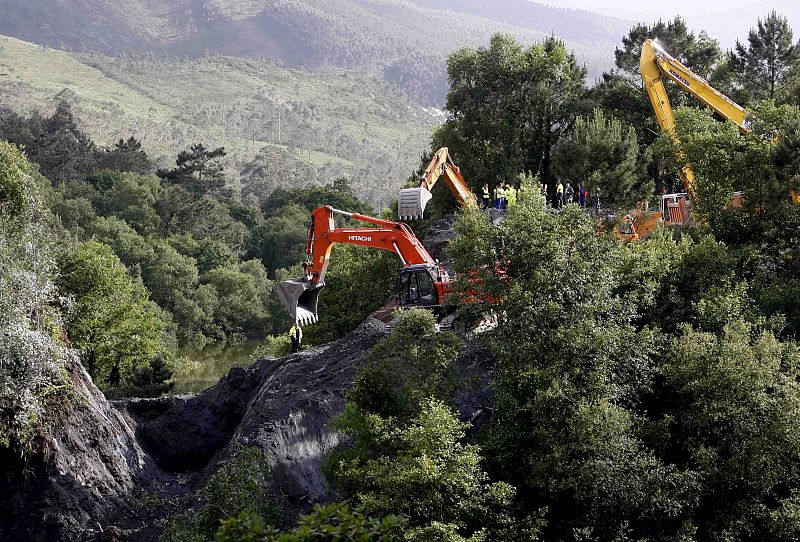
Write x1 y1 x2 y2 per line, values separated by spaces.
0 318 391 541
0 218 496 541
0 355 158 541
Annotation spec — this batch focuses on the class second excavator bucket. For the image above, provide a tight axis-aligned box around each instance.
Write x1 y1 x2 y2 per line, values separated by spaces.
277 278 323 326
398 187 433 220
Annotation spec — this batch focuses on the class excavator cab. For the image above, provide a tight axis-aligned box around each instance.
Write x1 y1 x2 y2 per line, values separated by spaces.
277 278 322 326
398 264 447 309
398 187 433 220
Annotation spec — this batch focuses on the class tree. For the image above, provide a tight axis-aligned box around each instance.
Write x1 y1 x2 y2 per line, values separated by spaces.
57 241 166 386
89 171 161 235
434 34 588 192
260 178 373 219
254 204 310 274
615 17 722 80
664 104 792 236
156 185 248 250
657 321 800 540
95 136 152 173
333 399 526 542
201 262 271 339
596 17 727 195
157 143 230 197
140 241 199 310
446 188 697 540
731 11 799 103
347 309 461 421
551 109 652 206
0 141 71 455
22 101 96 184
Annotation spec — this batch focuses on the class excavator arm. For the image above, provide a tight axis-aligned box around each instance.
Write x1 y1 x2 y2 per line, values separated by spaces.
277 206 446 325
640 38 748 198
398 147 478 220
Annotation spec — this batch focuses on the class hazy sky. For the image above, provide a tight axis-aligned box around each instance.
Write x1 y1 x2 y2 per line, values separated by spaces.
549 0 759 17
540 1 800 48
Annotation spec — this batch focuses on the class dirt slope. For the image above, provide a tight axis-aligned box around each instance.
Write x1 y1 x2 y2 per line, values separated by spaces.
0 216 494 540
0 317 388 540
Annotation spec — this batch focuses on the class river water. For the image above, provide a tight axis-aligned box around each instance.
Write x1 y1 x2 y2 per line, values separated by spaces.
172 339 263 394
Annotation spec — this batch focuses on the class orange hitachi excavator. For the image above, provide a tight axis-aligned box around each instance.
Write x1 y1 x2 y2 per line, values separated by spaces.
398 147 477 220
277 205 452 325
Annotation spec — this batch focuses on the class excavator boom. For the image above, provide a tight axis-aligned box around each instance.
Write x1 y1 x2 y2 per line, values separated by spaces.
640 39 747 198
398 147 477 220
277 206 447 325
620 39 755 241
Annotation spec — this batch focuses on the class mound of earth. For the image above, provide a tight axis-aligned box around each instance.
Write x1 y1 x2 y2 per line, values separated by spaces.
1 218 495 541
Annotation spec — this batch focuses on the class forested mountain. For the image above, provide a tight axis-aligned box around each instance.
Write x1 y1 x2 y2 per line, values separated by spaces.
0 0 626 104
0 35 438 208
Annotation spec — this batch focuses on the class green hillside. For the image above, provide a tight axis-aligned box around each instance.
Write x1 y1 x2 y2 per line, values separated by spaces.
0 35 439 206
0 0 625 104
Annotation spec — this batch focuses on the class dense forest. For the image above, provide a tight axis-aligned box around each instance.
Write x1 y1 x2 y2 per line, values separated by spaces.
6 7 800 542
0 101 395 395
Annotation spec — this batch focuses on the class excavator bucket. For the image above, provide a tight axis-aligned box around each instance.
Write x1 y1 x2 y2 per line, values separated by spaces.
398 187 433 220
277 278 322 326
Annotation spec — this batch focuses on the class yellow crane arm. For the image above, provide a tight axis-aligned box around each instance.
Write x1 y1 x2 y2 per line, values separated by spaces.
420 147 477 208
398 147 477 220
640 39 748 197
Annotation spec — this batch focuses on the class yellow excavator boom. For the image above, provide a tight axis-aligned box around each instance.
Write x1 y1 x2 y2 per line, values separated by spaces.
641 39 748 198
641 39 749 199
398 147 477 220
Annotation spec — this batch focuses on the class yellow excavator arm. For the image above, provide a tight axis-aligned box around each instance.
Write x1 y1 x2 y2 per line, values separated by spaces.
622 39 797 241
398 147 477 220
640 39 748 197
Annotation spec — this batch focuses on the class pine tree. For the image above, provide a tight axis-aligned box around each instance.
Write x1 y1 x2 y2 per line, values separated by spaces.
96 136 152 173
551 109 652 206
29 101 96 184
615 17 721 79
157 143 229 197
731 10 799 102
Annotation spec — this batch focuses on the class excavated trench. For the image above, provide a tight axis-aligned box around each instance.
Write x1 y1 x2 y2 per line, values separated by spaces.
0 216 496 541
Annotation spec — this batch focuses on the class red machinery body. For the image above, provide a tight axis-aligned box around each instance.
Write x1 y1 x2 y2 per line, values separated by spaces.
277 206 451 325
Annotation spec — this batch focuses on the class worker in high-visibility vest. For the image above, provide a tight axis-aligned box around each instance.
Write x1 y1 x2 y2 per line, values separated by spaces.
494 183 506 209
289 324 303 353
480 183 492 208
505 184 517 208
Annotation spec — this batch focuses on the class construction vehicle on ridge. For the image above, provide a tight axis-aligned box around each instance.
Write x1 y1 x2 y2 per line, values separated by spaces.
620 38 750 240
277 205 453 325
398 147 477 220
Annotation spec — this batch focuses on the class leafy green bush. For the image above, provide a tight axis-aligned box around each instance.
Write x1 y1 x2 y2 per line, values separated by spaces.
332 399 533 542
347 308 461 420
163 445 282 542
250 335 292 360
217 503 405 542
57 240 169 387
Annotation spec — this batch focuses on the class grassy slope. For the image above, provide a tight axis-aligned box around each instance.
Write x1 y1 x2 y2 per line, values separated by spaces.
0 36 439 205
